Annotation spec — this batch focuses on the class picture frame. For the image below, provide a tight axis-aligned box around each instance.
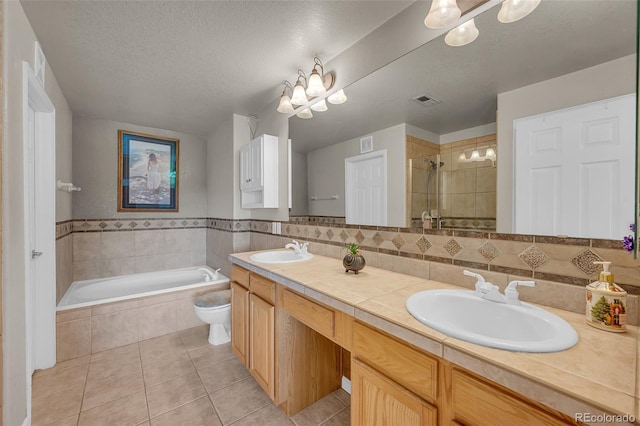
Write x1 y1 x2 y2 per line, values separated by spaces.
117 130 179 212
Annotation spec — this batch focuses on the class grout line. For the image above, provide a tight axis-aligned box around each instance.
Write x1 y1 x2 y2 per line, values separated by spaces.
138 343 152 424
75 350 92 424
223 401 272 426
318 406 350 426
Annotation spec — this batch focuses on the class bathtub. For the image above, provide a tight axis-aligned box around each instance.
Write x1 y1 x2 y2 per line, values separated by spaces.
58 266 229 311
56 266 230 359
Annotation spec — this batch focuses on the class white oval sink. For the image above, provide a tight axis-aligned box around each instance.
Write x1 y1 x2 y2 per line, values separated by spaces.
406 289 578 353
249 250 313 264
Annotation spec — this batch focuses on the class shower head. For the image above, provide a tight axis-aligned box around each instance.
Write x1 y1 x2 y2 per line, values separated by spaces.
425 159 445 170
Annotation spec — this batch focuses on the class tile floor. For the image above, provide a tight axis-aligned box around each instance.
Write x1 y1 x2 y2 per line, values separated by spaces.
32 325 351 426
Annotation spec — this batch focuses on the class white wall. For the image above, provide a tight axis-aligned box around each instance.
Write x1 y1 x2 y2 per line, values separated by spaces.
307 123 406 226
496 54 636 232
406 124 440 144
207 117 234 218
72 117 207 219
232 114 251 219
2 2 73 424
440 122 496 145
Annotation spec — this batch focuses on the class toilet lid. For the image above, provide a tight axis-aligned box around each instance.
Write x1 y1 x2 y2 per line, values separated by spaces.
194 289 231 308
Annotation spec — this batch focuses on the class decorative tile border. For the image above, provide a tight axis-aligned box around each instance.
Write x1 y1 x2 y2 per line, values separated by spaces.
71 217 208 232
56 220 73 240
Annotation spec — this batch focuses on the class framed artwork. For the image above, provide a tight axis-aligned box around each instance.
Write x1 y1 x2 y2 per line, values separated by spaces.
117 130 179 212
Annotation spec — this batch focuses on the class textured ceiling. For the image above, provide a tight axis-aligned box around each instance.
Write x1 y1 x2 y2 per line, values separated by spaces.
21 0 412 136
290 0 638 152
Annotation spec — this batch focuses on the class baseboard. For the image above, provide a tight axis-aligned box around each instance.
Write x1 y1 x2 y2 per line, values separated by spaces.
341 376 351 394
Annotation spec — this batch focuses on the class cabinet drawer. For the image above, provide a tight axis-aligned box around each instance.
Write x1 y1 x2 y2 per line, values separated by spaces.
353 322 438 403
250 274 275 304
231 265 250 289
281 289 334 339
451 368 575 425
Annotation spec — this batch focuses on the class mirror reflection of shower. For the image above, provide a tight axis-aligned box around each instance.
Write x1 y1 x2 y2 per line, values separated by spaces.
424 156 444 229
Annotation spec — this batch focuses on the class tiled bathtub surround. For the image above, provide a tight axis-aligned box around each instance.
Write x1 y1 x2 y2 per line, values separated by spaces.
56 282 227 362
71 221 207 281
56 221 74 303
206 218 251 277
249 220 640 326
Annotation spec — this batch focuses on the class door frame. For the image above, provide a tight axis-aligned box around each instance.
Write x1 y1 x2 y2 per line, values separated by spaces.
22 61 56 381
345 150 388 226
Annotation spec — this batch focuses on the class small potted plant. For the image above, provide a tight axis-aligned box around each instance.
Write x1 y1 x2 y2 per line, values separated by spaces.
343 243 366 274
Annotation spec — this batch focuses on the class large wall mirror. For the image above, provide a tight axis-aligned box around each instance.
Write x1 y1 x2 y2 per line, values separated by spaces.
289 0 638 244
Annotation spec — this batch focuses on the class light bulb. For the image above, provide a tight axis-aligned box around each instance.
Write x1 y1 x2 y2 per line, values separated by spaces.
310 99 328 112
498 0 541 23
470 150 480 161
296 108 313 119
291 81 308 105
306 68 326 97
327 89 347 105
485 148 496 159
424 0 461 29
445 19 479 47
276 93 294 114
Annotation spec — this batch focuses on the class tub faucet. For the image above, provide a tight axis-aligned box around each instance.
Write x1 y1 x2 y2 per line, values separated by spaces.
285 240 302 254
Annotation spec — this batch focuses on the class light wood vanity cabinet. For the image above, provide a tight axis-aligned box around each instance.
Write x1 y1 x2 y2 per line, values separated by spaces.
230 266 250 366
249 292 275 399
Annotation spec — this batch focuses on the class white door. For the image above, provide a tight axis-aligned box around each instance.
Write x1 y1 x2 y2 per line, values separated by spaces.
514 94 635 239
23 62 57 377
345 150 387 226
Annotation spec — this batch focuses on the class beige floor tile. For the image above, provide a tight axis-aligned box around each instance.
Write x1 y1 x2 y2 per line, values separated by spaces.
87 351 142 384
82 363 145 411
33 355 90 378
78 390 148 426
331 389 350 407
230 403 294 426
32 384 84 426
42 414 79 426
32 363 89 400
290 394 346 426
142 350 196 387
319 408 350 426
209 377 271 425
179 325 211 351
189 342 234 370
139 333 186 365
197 356 250 394
90 342 140 366
150 396 220 426
146 371 207 418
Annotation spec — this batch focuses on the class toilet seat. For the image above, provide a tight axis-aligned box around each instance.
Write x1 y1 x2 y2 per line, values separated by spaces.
194 289 231 310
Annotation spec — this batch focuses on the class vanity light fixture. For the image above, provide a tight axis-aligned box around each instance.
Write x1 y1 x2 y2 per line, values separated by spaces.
445 18 479 47
290 70 309 106
424 0 461 29
277 81 294 114
306 57 334 98
497 0 541 23
327 89 347 105
459 145 497 166
310 98 328 112
296 108 313 119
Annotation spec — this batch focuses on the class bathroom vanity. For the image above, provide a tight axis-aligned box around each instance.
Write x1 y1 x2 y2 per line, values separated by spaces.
229 252 639 425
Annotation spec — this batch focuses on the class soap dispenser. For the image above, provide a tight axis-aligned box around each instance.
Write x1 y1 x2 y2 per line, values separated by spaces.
585 261 627 332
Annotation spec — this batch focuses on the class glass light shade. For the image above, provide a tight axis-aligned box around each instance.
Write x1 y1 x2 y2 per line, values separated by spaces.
327 89 347 105
291 81 308 105
306 69 326 97
470 150 480 161
277 93 294 114
458 153 466 161
296 108 313 119
424 0 461 29
485 147 496 159
445 19 479 47
310 99 328 112
497 0 541 23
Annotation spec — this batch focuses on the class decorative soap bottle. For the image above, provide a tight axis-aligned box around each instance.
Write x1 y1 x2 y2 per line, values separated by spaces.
585 261 627 332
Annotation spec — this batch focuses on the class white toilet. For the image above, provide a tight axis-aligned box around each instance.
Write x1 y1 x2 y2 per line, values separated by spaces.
193 289 232 345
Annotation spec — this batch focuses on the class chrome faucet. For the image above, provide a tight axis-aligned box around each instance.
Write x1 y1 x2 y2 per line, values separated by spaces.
463 270 536 305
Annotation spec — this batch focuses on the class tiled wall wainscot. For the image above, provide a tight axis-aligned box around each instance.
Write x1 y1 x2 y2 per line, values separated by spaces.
56 220 74 303
56 282 227 362
71 219 207 281
206 219 250 277
250 220 640 326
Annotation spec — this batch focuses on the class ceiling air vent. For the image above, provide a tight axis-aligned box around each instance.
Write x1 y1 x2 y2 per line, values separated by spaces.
412 94 441 107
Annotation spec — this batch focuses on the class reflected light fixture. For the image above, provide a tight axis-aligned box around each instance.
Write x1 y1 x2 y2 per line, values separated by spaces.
445 18 479 47
276 81 294 114
290 70 309 106
296 108 313 119
424 0 461 29
498 0 541 23
327 89 347 105
310 98 328 112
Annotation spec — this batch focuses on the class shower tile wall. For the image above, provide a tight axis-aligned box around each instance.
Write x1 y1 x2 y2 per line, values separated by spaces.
56 221 74 303
406 136 440 225
71 222 206 282
205 218 251 277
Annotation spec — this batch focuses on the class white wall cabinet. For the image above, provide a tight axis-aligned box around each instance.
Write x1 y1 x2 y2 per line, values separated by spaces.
240 134 278 208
